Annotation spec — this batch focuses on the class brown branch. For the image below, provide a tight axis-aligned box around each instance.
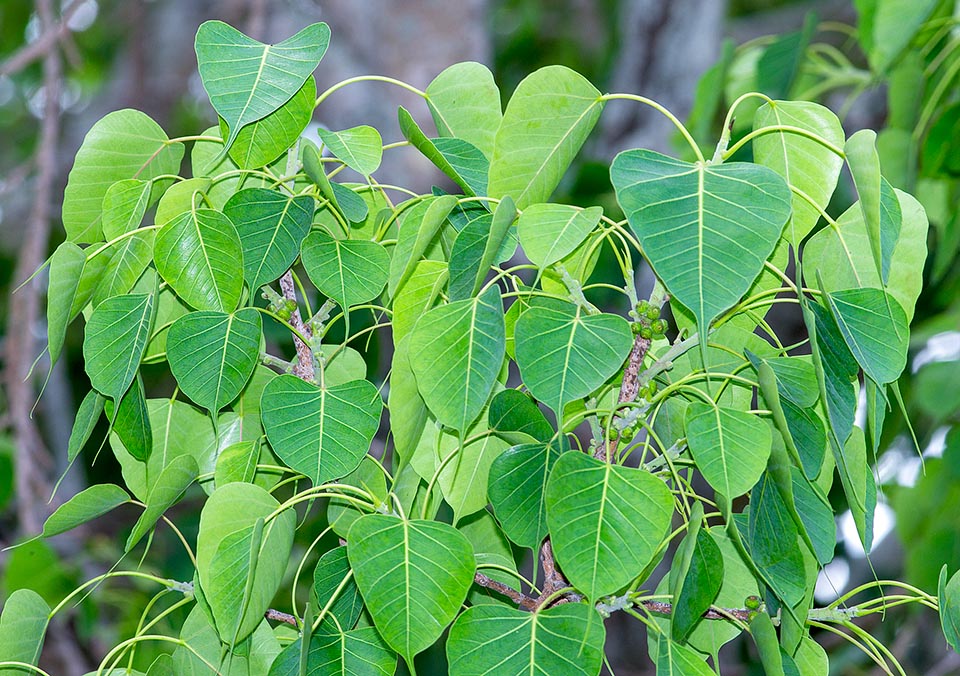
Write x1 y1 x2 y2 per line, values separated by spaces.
0 0 83 77
593 332 652 461
278 271 315 382
265 608 299 627
475 572 538 611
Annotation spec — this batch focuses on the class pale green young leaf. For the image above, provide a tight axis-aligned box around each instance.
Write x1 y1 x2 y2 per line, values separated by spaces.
223 188 314 291
301 230 390 309
447 603 605 676
82 293 153 401
154 208 244 313
318 125 383 176
214 440 259 487
63 109 183 243
387 337 429 463
195 21 330 152
260 375 383 485
684 403 772 499
101 178 150 240
328 456 389 537
868 0 940 72
488 66 603 208
611 149 792 330
426 61 502 160
0 589 49 669
518 204 602 269
348 515 474 667
655 635 716 676
388 194 459 297
545 451 674 601
47 241 88 366
167 309 262 416
41 483 129 537
154 177 211 226
392 260 446 344
437 429 509 523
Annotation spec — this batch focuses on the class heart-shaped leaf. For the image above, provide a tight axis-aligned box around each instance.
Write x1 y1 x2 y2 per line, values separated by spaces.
83 293 153 401
154 208 244 313
223 188 314 291
518 204 602 269
611 149 792 328
488 441 562 549
684 403 772 498
826 287 908 385
63 109 183 243
195 21 330 152
261 375 383 485
655 636 716 676
268 628 396 676
409 286 505 432
318 126 383 176
514 299 633 415
301 230 390 309
426 61 502 160
546 451 674 601
167 309 262 416
197 482 296 645
447 603 605 676
488 66 603 208
348 515 475 667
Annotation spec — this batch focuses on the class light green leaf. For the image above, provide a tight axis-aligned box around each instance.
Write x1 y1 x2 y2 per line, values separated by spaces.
437 429 509 523
397 107 487 197
223 188 314 291
488 66 603 208
328 456 389 537
458 510 518 606
0 589 49 670
167 309 262 416
409 286 505 432
47 242 88 366
546 451 673 601
518 204 602 269
195 21 330 152
41 483 129 537
392 260 446 344
655 635 716 676
260 375 383 485
83 293 153 401
388 194 458 297
102 179 150 240
869 0 939 72
92 231 155 306
514 299 633 416
447 603 605 676
939 566 960 653
197 482 295 645
684 403 772 498
313 546 363 633
63 109 183 243
826 288 908 385
220 75 316 169
318 126 383 176
387 337 429 462
215 440 259 487
611 149 792 329
845 129 893 283
172 606 280 675
488 441 561 549
301 230 390 309
268 628 396 676
837 426 876 552
753 101 844 245
67 389 105 463
154 178 211 226
319 345 367 388
426 61 502 160
126 454 199 551
348 515 475 667
154 208 244 312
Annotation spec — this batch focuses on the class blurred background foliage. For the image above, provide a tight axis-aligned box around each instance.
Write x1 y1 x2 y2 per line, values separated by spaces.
1 0 958 673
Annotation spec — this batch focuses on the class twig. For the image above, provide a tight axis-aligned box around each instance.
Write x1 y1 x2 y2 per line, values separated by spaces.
265 608 299 627
0 0 83 77
595 332 652 461
278 271 316 382
474 572 538 611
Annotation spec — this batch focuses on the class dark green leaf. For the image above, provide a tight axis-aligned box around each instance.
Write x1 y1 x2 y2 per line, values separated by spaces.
313 546 363 633
488 389 554 445
110 374 151 461
67 389 105 463
685 403 772 499
488 441 561 549
82 293 153 401
301 230 390 309
268 628 396 676
826 288 908 385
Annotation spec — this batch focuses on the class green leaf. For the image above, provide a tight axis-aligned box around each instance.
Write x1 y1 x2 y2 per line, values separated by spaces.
83 293 153 401
448 197 516 301
0 588 49 669
126 454 199 551
92 231 156 306
791 468 836 565
328 456 389 537
655 635 716 676
749 612 784 676
167 309 262 416
803 302 858 454
268 628 397 676
102 178 151 240
318 126 383 176
685 403 771 499
518 204 601 270
611 149 792 329
172 605 280 675
488 441 561 549
749 354 819 408
515 300 633 416
447 603 605 676
825 288 908 385
41 483 129 537
261 375 383 485
753 101 844 245
348 515 475 667
409 286 505 432
222 188 314 291
845 129 896 284
398 107 486 197
488 389 554 445
63 109 183 243
458 510 518 606
868 0 940 72
47 242 90 366
388 194 458 297
195 21 330 152
669 505 723 643
215 440 259 486
154 208 244 313
426 61 502 160
803 188 927 322
67 389 105 463
388 337 429 462
546 451 673 601
221 75 316 169
110 374 151 461
756 13 816 99
836 426 876 552
488 66 603 209
154 177 212 226
939 566 960 653
437 429 509 523
748 473 806 607
313 546 363 633
389 260 446 345
301 230 390 309
197 482 296 645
